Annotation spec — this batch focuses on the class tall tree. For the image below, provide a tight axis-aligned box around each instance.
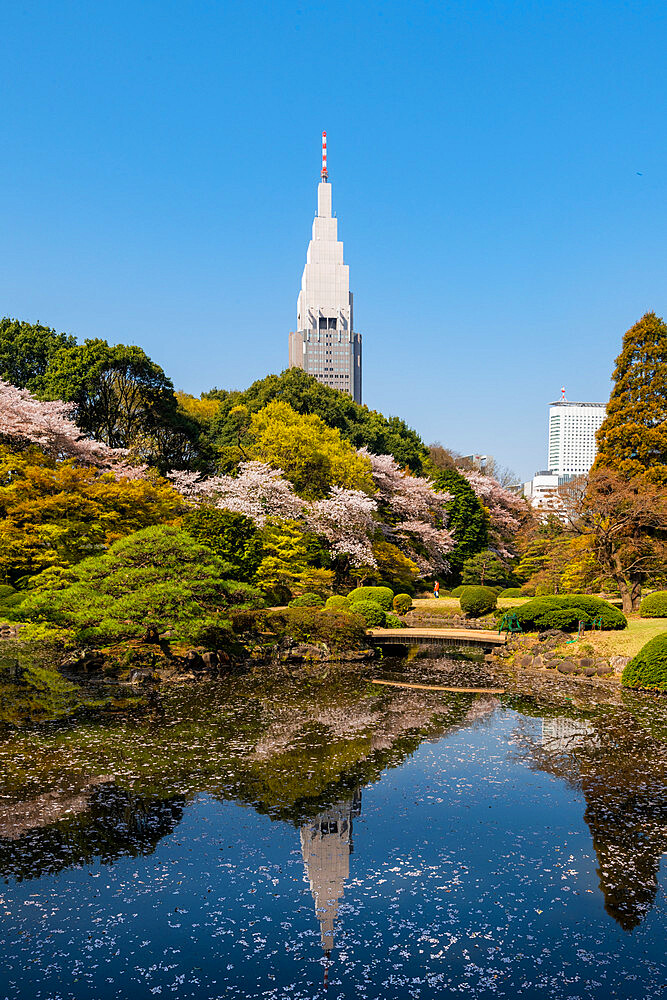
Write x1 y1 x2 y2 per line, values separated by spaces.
0 317 76 392
593 311 667 484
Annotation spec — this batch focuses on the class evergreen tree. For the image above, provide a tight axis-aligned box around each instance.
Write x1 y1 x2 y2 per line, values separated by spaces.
431 467 488 578
593 311 667 484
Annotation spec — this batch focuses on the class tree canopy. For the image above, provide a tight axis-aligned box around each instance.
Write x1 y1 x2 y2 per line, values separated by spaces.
205 368 428 474
593 311 667 484
248 400 374 499
0 317 76 393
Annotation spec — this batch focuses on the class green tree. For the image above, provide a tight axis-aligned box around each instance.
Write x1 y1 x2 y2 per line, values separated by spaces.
248 400 374 499
40 339 192 462
0 317 76 392
206 368 428 474
431 467 488 578
461 550 507 587
18 525 262 643
255 519 309 601
182 507 262 580
593 311 667 485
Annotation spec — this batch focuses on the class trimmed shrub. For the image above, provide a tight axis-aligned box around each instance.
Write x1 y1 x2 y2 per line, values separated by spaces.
520 584 536 597
451 585 466 598
385 613 406 628
325 595 350 611
347 586 394 611
288 593 325 608
230 608 367 652
393 593 412 615
500 588 524 598
640 591 667 618
0 585 17 600
622 633 667 692
459 586 497 618
508 595 627 633
346 600 386 627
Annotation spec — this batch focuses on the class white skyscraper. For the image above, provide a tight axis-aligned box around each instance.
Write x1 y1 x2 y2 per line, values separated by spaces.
523 390 606 513
288 132 362 403
547 393 606 477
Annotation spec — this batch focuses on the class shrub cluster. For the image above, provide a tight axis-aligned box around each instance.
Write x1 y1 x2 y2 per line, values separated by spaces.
347 586 394 611
621 633 667 692
348 600 386 627
499 588 524 598
459 586 497 618
451 585 466 598
392 593 412 615
506 595 627 632
385 612 407 628
288 593 324 608
639 591 667 618
230 607 367 652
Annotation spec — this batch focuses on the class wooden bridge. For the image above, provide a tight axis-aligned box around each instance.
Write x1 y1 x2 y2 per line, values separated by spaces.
367 627 506 653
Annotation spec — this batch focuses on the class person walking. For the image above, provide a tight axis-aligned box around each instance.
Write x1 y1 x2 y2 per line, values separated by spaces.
433 580 440 599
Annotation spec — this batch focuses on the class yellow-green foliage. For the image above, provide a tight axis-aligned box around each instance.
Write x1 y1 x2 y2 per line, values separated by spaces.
0 445 184 585
249 400 374 499
255 519 308 599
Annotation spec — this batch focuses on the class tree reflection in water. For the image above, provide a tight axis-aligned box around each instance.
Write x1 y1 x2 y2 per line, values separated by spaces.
518 702 667 931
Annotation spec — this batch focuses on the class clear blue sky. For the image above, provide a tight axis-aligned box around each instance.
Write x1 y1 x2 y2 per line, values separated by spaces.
3 0 667 480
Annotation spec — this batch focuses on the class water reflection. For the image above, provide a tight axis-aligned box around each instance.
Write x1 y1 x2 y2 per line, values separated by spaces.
522 704 667 930
300 789 362 954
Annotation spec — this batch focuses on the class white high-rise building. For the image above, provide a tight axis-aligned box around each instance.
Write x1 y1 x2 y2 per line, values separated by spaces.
547 395 606 478
288 133 362 403
523 391 606 514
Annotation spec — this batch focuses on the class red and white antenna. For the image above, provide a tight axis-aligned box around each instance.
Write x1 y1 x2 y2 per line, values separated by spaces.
321 131 328 181
561 386 566 401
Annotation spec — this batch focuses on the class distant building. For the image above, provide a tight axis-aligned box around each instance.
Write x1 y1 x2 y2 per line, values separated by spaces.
547 395 606 478
288 132 362 403
523 390 606 512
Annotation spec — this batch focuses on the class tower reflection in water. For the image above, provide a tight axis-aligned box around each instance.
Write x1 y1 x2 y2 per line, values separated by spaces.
300 789 362 954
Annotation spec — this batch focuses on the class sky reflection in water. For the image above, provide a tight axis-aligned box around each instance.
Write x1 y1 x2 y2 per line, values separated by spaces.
0 669 665 999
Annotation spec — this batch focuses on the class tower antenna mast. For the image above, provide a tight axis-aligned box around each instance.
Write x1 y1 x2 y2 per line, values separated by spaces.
321 131 328 181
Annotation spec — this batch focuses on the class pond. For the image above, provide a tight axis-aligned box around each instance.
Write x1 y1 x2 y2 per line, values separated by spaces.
0 656 665 999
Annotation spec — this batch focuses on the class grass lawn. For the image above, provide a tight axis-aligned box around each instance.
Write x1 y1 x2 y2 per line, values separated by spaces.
571 618 667 660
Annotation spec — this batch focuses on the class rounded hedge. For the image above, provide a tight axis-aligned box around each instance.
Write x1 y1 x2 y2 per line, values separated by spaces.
347 586 394 611
393 593 412 615
459 586 497 618
325 595 350 611
348 600 387 627
288 593 325 608
500 587 524 598
508 595 627 632
622 633 667 691
640 591 667 618
385 612 406 628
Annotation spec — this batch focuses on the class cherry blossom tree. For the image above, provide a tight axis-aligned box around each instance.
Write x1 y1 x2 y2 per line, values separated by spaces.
307 487 378 568
0 377 140 478
168 461 305 527
360 449 455 573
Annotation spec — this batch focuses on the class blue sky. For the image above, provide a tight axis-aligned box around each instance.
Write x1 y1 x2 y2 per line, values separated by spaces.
3 0 667 479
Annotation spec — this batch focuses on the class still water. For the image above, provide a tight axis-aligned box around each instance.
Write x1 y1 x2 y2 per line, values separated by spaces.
0 663 665 999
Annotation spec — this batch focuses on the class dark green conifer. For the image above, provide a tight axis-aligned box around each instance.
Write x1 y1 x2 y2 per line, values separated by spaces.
593 311 667 484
